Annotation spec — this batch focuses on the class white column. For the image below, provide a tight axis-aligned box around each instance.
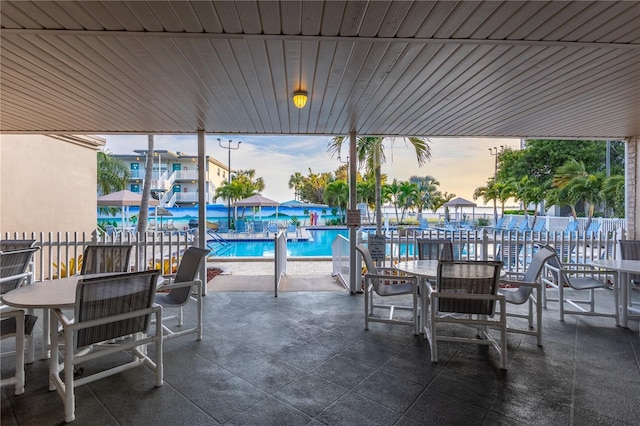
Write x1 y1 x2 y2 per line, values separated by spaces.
626 136 638 239
349 131 358 294
197 130 207 294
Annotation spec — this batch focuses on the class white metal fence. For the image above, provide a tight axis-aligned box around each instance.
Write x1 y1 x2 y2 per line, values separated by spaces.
2 230 195 282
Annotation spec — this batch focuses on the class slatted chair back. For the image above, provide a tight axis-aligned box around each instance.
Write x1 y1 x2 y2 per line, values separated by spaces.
619 240 640 283
435 260 503 315
0 240 36 251
74 270 159 349
416 238 453 261
356 244 381 289
80 244 133 275
164 247 210 305
0 247 39 295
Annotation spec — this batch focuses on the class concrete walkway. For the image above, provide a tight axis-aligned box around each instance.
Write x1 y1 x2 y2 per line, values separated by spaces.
206 259 346 292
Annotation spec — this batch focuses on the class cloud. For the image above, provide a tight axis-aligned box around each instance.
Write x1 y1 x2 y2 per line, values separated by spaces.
101 134 520 204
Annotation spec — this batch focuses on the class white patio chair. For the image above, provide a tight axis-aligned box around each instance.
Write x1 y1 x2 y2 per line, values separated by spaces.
541 251 618 323
49 270 163 423
1 247 40 395
424 260 507 369
154 246 209 341
499 243 557 346
356 244 419 334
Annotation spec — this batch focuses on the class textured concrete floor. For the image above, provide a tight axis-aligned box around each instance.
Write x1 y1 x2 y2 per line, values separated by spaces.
2 275 639 425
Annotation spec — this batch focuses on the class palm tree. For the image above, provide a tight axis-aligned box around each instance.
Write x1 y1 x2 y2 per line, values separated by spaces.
328 136 431 235
136 135 154 234
97 151 130 218
397 181 418 222
386 179 402 223
97 151 130 195
288 172 304 201
323 180 349 223
473 178 500 224
409 175 441 220
553 159 604 226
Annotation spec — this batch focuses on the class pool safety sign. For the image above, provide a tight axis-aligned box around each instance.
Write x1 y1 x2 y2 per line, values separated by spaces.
347 209 361 227
368 234 386 261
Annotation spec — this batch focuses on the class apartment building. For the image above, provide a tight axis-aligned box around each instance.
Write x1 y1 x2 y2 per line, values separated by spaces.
112 150 228 207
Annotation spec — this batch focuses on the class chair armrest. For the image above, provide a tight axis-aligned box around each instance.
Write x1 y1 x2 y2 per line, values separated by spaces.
499 278 539 288
364 273 417 284
157 279 201 291
51 308 73 327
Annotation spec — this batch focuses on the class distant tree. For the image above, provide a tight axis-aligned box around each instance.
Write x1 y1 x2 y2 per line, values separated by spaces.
323 180 349 223
328 136 431 235
601 175 625 218
552 159 604 225
97 151 129 195
97 151 130 217
288 172 304 200
397 181 418 222
409 175 441 217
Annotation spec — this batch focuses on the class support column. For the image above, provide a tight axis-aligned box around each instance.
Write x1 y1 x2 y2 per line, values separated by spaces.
626 136 638 239
197 130 207 294
349 131 358 294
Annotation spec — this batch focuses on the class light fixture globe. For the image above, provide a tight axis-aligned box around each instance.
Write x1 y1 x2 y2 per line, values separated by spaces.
292 90 308 108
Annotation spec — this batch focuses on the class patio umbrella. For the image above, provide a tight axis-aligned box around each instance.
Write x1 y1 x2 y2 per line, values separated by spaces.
97 190 159 231
154 206 173 230
234 194 279 222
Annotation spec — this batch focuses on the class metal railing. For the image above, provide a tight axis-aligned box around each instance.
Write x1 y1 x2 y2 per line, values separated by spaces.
2 230 195 282
274 230 287 297
331 234 351 291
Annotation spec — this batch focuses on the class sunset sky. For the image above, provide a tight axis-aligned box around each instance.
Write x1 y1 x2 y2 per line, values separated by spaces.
103 135 522 206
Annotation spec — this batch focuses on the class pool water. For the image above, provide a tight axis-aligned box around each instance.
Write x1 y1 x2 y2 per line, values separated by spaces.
213 228 349 257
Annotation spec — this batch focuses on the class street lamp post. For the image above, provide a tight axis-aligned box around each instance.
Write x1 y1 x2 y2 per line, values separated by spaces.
218 138 241 226
488 146 503 224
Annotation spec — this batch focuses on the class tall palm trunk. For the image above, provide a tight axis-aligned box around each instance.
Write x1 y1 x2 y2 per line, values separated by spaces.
137 135 154 234
374 150 382 236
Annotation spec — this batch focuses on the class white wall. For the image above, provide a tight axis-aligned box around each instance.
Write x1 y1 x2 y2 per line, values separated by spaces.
1 134 104 235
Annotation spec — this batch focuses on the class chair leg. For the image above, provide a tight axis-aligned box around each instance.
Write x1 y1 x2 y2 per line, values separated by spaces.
14 310 26 395
63 320 75 423
364 283 370 330
536 289 543 347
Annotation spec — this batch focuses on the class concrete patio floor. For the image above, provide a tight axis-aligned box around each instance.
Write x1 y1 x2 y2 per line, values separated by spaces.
2 264 639 425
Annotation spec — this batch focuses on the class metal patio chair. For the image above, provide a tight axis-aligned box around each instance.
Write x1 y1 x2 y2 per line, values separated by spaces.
49 270 163 422
1 247 40 395
541 250 618 323
499 243 557 346
424 260 507 370
154 246 209 341
80 244 133 275
618 240 640 319
356 244 419 334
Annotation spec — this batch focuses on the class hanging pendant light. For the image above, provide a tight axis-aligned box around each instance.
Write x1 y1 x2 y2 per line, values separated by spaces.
292 90 308 108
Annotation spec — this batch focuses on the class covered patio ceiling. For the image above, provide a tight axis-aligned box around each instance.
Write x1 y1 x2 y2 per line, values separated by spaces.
1 1 638 139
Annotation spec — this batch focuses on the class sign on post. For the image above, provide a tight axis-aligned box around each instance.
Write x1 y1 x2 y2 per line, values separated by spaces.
368 234 386 261
346 209 361 228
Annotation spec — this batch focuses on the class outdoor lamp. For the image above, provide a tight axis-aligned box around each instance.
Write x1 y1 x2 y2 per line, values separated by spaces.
292 90 308 108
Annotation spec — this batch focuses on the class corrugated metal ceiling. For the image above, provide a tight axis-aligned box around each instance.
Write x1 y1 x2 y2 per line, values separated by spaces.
1 1 638 138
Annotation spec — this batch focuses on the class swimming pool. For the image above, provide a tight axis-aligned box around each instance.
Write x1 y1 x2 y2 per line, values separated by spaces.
212 228 349 257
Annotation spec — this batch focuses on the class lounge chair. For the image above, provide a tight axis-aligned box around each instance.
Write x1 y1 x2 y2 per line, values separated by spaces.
235 219 247 234
267 222 279 235
286 223 298 237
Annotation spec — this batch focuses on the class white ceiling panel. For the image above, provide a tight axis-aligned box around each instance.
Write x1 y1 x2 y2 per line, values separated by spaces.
0 0 638 138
